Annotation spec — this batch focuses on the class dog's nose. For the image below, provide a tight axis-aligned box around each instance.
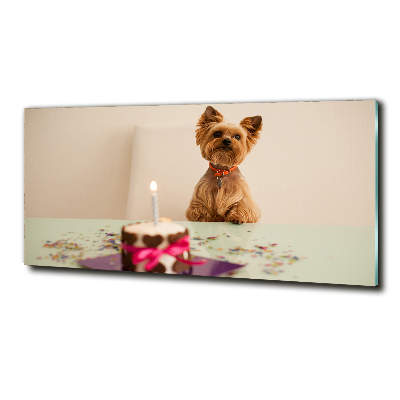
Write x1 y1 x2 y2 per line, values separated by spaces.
222 138 232 146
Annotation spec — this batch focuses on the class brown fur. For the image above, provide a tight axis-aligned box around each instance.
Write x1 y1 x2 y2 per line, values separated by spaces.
186 106 262 224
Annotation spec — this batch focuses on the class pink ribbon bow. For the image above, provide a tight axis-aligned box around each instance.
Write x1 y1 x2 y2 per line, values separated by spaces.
121 235 206 272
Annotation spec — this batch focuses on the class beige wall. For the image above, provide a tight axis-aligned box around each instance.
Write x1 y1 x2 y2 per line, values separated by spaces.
24 100 376 226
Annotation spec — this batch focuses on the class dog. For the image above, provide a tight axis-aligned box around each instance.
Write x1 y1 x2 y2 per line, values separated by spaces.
186 106 262 224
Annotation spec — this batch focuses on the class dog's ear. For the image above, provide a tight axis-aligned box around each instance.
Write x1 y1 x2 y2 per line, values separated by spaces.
240 115 262 144
196 106 224 145
200 106 224 125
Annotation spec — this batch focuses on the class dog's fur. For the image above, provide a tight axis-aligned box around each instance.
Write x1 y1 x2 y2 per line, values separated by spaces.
186 106 262 224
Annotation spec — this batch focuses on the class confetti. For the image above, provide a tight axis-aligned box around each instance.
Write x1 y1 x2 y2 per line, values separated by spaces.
40 227 307 277
42 228 122 264
187 234 305 276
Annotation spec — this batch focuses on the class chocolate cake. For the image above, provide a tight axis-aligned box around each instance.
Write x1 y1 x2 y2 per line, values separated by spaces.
121 221 192 274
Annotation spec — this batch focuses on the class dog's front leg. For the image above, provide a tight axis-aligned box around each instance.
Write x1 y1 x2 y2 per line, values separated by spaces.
225 197 261 224
186 201 214 222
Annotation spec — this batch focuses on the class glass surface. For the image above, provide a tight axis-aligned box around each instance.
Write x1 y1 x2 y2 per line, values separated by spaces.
25 218 376 286
375 101 379 285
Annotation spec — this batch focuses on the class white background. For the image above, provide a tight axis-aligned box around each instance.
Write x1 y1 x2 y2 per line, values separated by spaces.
1 1 398 399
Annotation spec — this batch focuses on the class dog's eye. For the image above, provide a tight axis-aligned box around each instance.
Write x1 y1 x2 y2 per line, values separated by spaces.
234 135 241 140
213 131 222 138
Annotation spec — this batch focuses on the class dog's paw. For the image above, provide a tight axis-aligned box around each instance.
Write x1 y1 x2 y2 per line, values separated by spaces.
229 219 244 225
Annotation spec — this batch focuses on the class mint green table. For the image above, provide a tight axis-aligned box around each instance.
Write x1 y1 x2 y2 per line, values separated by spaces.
24 218 376 286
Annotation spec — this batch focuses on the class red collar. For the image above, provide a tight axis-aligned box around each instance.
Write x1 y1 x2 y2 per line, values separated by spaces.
209 163 237 177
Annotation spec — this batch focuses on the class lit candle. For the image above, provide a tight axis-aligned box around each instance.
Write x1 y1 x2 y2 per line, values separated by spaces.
150 181 159 225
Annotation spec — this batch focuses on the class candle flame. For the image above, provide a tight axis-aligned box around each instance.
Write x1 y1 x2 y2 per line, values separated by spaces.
150 181 157 192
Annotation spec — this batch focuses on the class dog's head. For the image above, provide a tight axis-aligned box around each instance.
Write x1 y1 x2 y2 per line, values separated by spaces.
195 106 262 167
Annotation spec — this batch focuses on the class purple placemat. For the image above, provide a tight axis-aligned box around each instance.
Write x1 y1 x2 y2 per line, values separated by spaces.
78 254 122 271
77 254 245 276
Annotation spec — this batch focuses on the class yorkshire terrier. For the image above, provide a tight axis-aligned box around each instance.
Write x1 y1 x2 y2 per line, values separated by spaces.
186 106 262 224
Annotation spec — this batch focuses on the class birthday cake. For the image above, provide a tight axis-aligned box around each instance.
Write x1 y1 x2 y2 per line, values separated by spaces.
121 221 193 274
